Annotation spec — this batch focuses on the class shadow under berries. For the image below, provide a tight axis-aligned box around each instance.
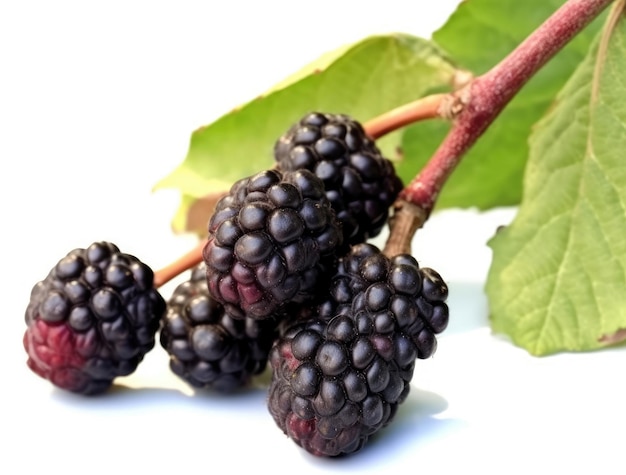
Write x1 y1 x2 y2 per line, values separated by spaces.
298 387 466 467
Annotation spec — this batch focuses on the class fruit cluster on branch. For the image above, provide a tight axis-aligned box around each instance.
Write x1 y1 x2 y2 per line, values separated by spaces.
23 112 449 458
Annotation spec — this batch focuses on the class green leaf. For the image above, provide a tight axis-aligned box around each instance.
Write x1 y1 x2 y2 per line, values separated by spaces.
397 0 605 211
485 13 626 356
155 34 457 233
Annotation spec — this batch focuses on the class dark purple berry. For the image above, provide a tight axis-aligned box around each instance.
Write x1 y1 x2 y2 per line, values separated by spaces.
23 241 165 395
267 315 414 457
203 168 343 320
266 237 450 457
274 112 403 246
289 243 449 359
160 262 277 392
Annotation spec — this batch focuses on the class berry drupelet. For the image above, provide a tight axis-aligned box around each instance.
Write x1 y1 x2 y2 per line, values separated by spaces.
23 241 166 395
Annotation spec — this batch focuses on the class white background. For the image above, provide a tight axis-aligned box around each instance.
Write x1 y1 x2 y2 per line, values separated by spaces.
1 2 623 474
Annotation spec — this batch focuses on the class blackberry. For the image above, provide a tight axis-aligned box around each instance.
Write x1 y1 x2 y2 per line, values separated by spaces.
23 241 165 395
203 168 343 320
267 244 449 457
160 262 277 392
267 315 415 457
285 243 449 359
274 112 403 245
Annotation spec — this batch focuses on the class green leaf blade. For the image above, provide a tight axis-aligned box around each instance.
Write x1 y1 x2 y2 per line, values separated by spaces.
486 15 626 356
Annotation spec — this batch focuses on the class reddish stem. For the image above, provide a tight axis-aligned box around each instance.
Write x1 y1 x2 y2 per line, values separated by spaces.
364 94 448 140
400 0 614 214
153 239 205 288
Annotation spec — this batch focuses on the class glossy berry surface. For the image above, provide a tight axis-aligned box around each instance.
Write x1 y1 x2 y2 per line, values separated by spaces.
203 168 343 320
320 243 449 359
274 112 403 246
23 241 165 395
160 262 277 392
284 243 449 359
267 315 416 457
267 243 449 456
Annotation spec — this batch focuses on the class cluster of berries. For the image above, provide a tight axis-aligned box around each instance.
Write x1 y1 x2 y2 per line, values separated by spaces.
23 112 449 457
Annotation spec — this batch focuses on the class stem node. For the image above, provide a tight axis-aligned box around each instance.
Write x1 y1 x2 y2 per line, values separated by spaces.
438 85 471 120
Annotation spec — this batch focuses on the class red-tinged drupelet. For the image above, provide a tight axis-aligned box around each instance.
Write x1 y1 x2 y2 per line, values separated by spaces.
23 241 165 395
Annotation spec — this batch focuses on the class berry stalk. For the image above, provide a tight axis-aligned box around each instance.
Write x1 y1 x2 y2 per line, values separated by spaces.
153 239 205 288
363 70 474 141
383 0 615 255
364 93 449 140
